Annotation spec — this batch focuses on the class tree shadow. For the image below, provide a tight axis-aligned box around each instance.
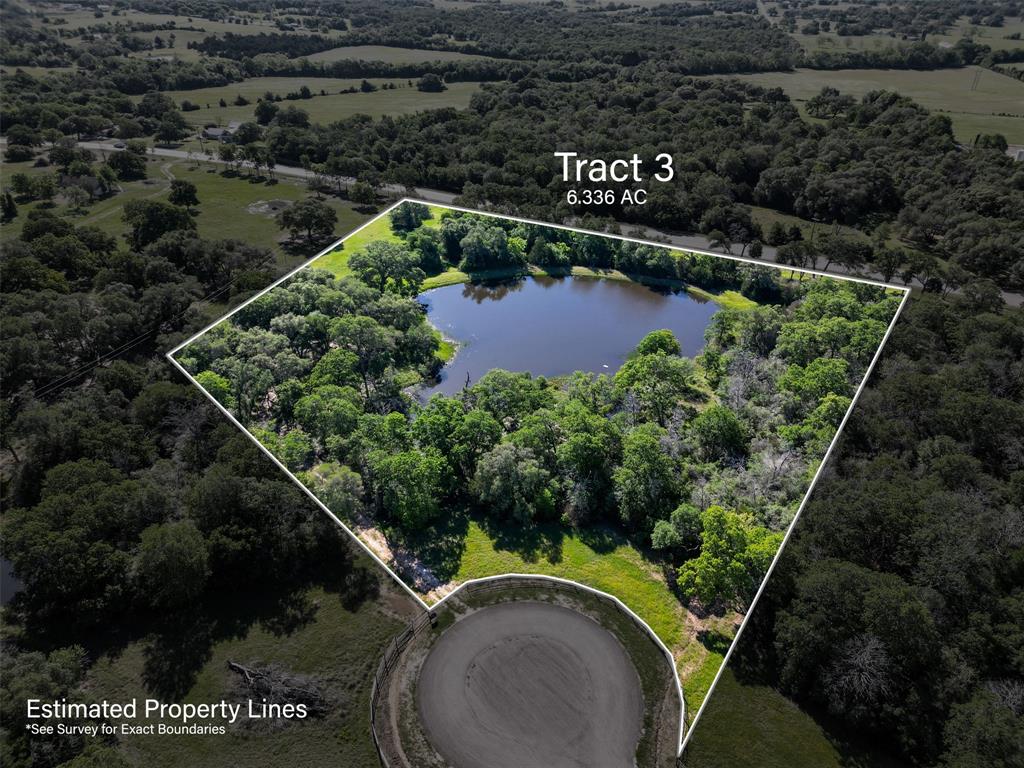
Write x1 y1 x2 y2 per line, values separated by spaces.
575 524 623 555
696 627 734 656
399 509 470 583
476 516 565 566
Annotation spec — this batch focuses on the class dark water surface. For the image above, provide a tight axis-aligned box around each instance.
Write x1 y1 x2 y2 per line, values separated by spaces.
419 276 719 397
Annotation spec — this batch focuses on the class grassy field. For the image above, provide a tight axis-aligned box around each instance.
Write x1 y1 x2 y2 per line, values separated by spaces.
313 203 445 275
305 44 499 64
717 66 1024 143
453 520 686 648
0 155 368 275
684 670 844 768
86 585 404 768
149 78 481 127
927 16 1024 52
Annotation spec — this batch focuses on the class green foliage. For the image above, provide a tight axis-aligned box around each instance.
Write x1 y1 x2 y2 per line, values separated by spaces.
677 506 781 607
471 442 554 523
634 329 682 357
389 201 431 233
277 198 337 244
122 199 195 249
135 521 210 609
194 370 233 408
614 352 696 426
613 423 680 531
370 448 448 528
347 240 425 296
691 405 749 461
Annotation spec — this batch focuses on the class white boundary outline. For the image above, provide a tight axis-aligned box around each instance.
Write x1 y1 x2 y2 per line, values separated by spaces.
166 199 910 757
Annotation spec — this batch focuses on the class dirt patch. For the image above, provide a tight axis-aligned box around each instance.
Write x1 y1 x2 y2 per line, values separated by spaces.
247 199 293 217
416 601 643 768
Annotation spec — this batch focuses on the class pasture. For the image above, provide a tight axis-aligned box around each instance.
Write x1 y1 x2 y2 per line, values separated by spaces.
148 77 482 127
717 66 1024 143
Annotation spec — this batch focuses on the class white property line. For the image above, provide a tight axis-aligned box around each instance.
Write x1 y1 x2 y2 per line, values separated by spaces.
435 572 686 752
167 200 911 758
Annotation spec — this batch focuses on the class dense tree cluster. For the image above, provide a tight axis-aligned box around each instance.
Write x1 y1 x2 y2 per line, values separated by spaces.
179 209 896 610
736 290 1024 767
0 202 378 768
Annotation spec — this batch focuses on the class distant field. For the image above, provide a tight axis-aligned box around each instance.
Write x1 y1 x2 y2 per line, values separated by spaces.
717 66 1024 143
928 16 1024 52
305 44 498 64
32 7 338 38
146 77 481 127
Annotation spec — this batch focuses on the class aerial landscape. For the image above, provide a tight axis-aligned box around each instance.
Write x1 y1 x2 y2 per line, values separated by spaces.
1 0 1022 767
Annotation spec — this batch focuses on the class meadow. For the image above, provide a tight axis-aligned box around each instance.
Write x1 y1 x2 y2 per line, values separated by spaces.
149 78 482 127
716 65 1024 143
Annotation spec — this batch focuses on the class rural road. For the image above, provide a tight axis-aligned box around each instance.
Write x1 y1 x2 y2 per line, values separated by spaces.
416 601 644 768
75 140 459 204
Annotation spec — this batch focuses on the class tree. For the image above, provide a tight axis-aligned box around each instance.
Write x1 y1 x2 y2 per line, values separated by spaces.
168 179 199 209
309 462 364 519
332 315 396 398
155 114 189 144
677 506 780 607
389 201 431 233
277 198 337 245
122 199 195 249
349 180 376 206
613 423 679 530
634 329 681 357
195 370 233 407
690 405 749 460
348 241 425 296
471 443 553 523
417 73 447 92
614 353 696 425
255 100 279 125
135 521 209 608
370 449 447 529
64 185 90 211
1 191 17 221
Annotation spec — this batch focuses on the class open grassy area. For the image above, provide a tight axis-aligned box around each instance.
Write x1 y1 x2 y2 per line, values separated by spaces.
716 65 1024 143
305 44 499 64
312 203 446 275
927 16 1024 52
85 586 403 768
0 156 369 275
453 520 685 649
684 670 844 768
147 78 482 127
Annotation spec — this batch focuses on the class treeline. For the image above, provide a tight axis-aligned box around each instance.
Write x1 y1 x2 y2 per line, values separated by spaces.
801 37 1024 70
777 0 1022 38
733 290 1024 767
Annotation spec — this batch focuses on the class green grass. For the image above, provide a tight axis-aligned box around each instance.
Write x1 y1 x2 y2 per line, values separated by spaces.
313 204 447 276
928 16 1024 52
146 78 481 128
683 670 844 768
305 44 500 64
85 587 401 768
453 520 685 649
715 66 1024 143
1 158 368 273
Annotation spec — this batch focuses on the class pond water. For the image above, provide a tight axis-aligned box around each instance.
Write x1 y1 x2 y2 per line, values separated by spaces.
419 276 719 397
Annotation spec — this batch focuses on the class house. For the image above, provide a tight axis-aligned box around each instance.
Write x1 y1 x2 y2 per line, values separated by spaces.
201 122 242 141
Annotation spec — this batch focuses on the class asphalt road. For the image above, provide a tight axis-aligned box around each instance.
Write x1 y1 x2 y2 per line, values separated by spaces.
416 601 643 768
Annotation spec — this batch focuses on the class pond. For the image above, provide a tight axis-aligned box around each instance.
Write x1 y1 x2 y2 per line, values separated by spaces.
418 275 719 397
